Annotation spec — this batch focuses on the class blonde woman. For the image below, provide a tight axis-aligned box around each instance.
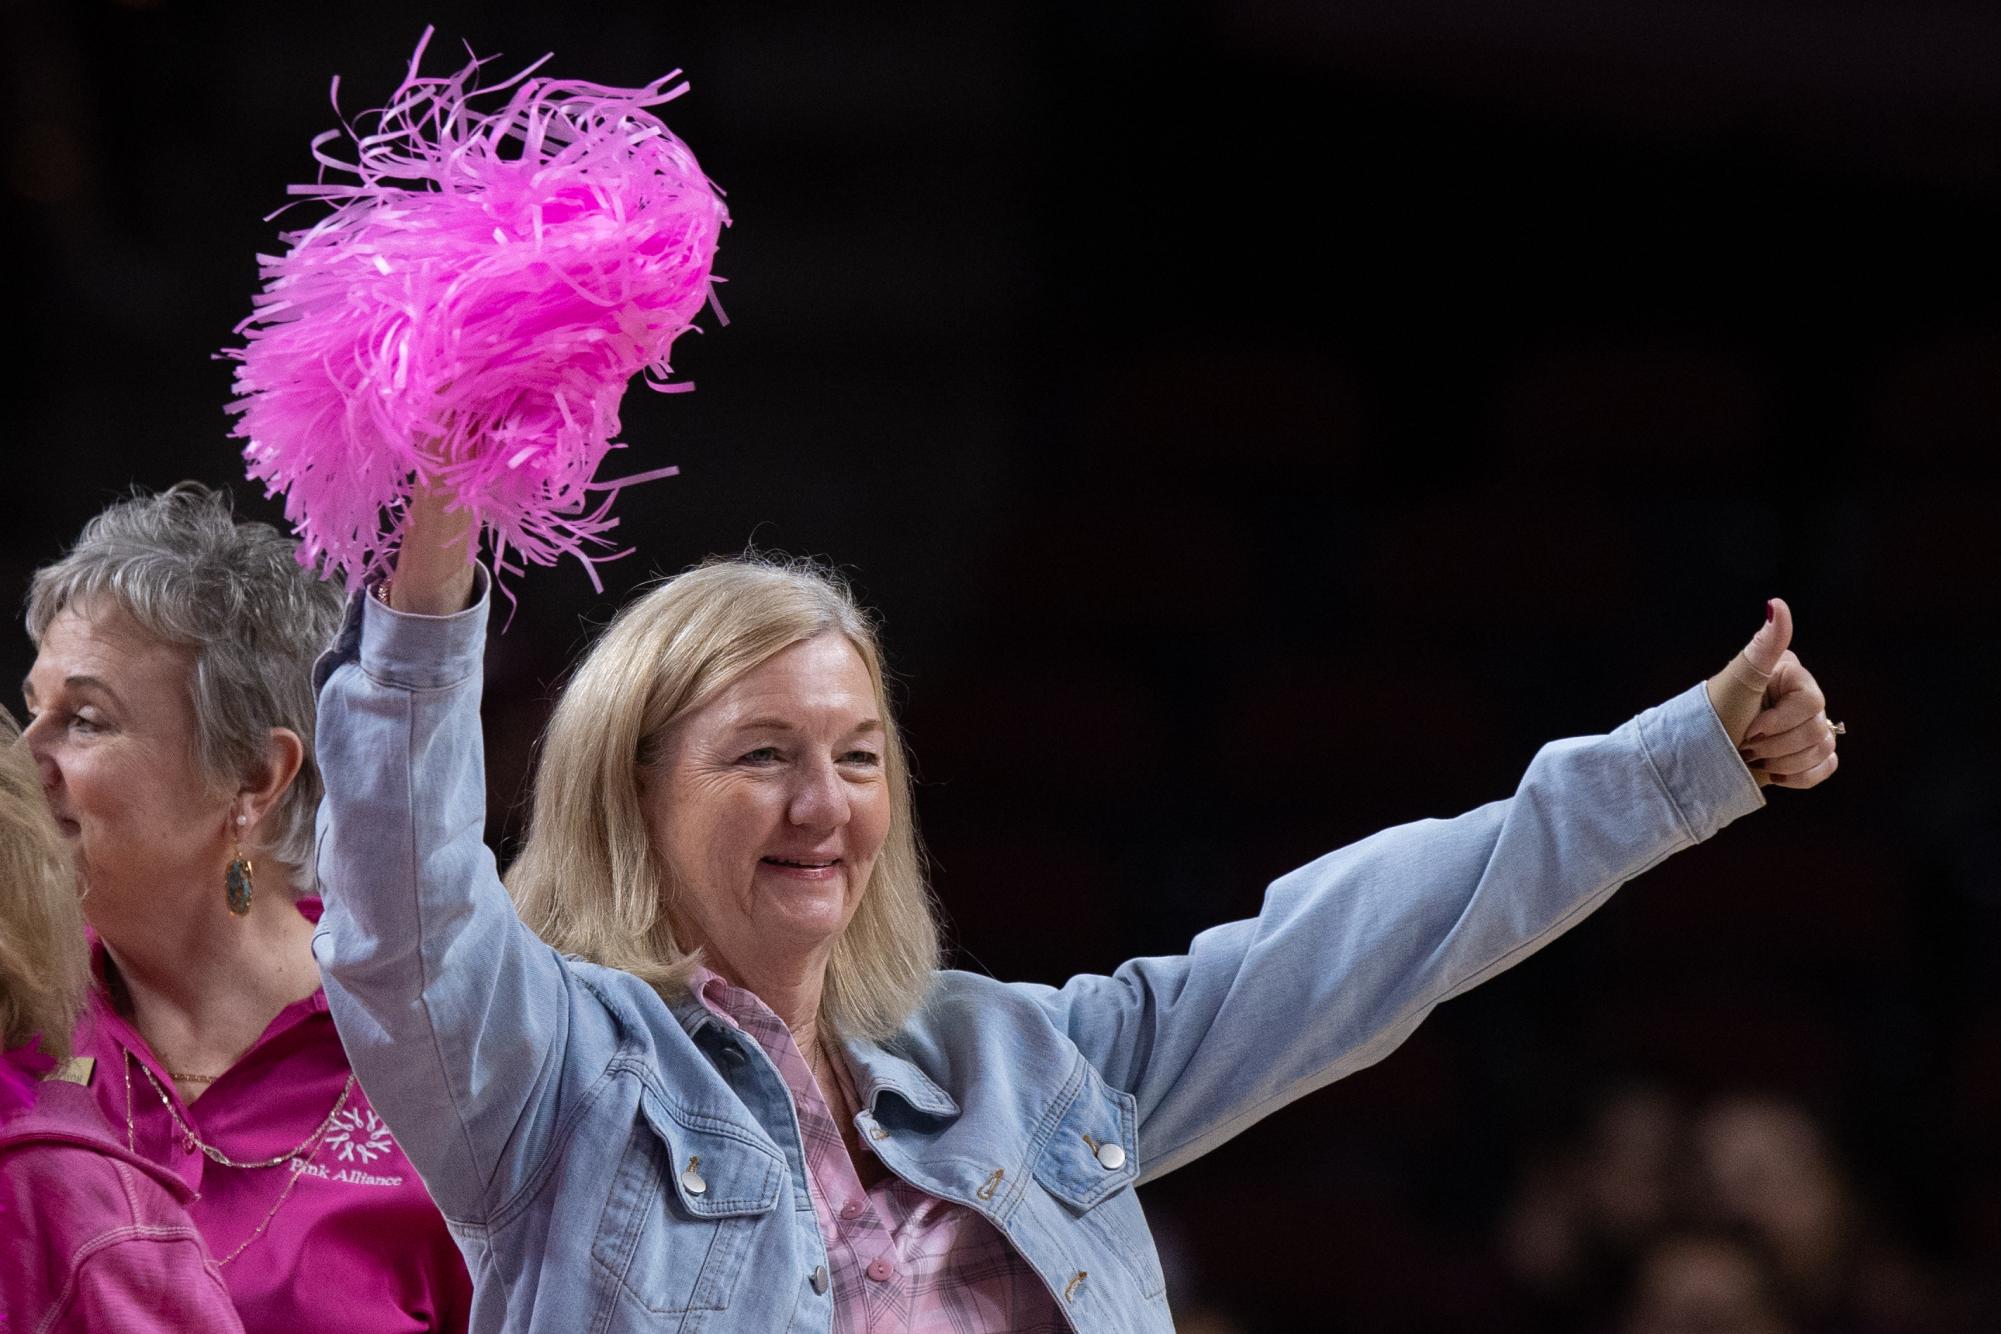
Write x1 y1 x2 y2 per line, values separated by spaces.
313 492 1838 1331
0 706 244 1332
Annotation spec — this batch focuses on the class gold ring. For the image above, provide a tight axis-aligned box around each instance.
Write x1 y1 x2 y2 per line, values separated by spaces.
1827 719 1846 736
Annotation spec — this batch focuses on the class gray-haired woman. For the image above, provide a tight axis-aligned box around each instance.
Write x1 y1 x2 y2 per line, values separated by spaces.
308 491 1838 1332
20 484 472 1331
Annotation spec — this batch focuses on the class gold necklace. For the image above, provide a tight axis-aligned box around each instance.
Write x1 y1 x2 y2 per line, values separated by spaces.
811 1038 847 1104
126 1053 355 1170
122 1051 357 1266
811 1040 854 1122
215 1158 318 1267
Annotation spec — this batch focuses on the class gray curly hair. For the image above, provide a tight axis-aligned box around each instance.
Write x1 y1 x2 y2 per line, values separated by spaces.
25 484 343 888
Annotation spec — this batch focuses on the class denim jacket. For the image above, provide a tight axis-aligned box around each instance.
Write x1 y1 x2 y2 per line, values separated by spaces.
311 578 1763 1333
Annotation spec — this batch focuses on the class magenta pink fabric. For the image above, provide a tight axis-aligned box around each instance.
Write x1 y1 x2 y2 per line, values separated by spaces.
71 901 471 1333
693 970 1066 1332
0 1079 244 1334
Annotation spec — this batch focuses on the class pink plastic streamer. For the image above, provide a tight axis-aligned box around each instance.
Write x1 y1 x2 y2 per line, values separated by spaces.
225 29 728 592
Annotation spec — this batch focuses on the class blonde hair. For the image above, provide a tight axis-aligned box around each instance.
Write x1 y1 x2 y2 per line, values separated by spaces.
0 708 86 1060
506 556 940 1040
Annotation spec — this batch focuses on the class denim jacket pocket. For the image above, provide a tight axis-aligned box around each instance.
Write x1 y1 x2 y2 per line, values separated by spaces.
1031 1069 1165 1299
590 1089 786 1318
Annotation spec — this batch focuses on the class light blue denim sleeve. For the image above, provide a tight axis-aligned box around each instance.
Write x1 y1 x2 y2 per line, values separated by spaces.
310 573 576 1219
1017 682 1765 1182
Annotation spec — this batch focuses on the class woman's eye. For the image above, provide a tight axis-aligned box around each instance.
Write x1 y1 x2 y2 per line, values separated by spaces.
737 746 780 765
841 749 880 768
68 712 103 733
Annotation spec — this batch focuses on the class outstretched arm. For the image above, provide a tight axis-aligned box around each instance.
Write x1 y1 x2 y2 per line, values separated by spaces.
1026 604 1835 1181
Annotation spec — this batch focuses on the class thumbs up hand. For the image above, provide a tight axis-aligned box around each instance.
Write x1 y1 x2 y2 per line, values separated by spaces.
1706 598 1841 790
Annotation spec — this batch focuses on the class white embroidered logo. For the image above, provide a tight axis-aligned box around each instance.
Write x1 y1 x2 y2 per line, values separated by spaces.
326 1106 396 1164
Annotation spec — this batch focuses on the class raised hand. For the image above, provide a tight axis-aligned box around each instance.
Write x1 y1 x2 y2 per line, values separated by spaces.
384 486 478 617
1705 598 1840 790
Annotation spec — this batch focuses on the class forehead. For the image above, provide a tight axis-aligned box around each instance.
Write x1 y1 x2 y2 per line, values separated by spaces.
707 634 878 722
27 601 193 698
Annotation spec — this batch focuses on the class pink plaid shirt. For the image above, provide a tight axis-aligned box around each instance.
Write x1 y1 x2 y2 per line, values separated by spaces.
692 971 1067 1333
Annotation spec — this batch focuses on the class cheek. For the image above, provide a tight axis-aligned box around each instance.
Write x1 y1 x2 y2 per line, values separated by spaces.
854 788 893 863
647 796 708 882
67 752 226 879
651 773 779 877
112 760 214 826
65 751 135 824
696 803 767 875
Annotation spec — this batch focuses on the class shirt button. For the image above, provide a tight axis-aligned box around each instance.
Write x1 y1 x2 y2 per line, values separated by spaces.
719 1043 747 1068
866 1258 894 1283
810 1265 830 1295
680 1167 708 1196
839 1198 864 1221
1095 1140 1127 1171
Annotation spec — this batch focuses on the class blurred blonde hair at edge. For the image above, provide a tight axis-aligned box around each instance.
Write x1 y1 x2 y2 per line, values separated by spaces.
506 556 940 1041
0 706 87 1062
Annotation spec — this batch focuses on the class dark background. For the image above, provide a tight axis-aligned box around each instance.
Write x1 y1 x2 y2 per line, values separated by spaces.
4 2 1997 1329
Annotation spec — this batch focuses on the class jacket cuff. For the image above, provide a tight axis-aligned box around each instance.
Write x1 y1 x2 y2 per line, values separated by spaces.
1636 681 1766 842
312 565 491 693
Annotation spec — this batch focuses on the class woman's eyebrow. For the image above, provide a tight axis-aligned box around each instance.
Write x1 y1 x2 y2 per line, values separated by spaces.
734 716 883 734
20 674 124 707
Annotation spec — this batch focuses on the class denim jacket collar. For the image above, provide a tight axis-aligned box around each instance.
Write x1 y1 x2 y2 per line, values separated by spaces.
839 1039 961 1121
668 990 962 1123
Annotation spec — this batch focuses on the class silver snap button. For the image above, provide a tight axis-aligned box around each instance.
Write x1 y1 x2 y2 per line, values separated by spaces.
1094 1140 1126 1170
680 1166 708 1195
810 1264 830 1295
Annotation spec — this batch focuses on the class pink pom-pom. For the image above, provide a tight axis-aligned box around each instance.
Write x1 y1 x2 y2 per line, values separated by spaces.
225 29 728 592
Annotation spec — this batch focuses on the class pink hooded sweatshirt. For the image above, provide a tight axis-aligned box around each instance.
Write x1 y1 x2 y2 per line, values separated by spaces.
0 1078 243 1333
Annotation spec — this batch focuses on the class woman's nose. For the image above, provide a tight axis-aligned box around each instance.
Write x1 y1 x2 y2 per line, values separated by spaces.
21 715 60 791
786 759 850 830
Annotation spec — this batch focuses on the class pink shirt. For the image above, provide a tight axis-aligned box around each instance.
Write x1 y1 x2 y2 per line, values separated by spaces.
692 970 1067 1333
71 901 472 1333
0 1079 244 1334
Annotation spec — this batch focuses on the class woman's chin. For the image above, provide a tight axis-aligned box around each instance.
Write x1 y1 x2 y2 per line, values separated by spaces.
751 872 855 941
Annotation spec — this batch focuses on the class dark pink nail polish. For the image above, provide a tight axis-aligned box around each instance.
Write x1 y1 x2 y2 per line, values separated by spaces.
1765 600 1774 623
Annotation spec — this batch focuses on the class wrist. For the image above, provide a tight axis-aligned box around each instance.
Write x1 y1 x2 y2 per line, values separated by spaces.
377 568 478 617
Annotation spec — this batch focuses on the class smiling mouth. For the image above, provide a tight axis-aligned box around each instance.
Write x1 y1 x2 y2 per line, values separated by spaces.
761 856 839 870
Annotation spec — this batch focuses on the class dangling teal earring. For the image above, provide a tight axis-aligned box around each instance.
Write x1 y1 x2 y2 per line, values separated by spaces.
226 813 254 917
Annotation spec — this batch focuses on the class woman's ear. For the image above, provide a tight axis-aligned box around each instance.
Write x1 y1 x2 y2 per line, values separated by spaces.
239 726 306 832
